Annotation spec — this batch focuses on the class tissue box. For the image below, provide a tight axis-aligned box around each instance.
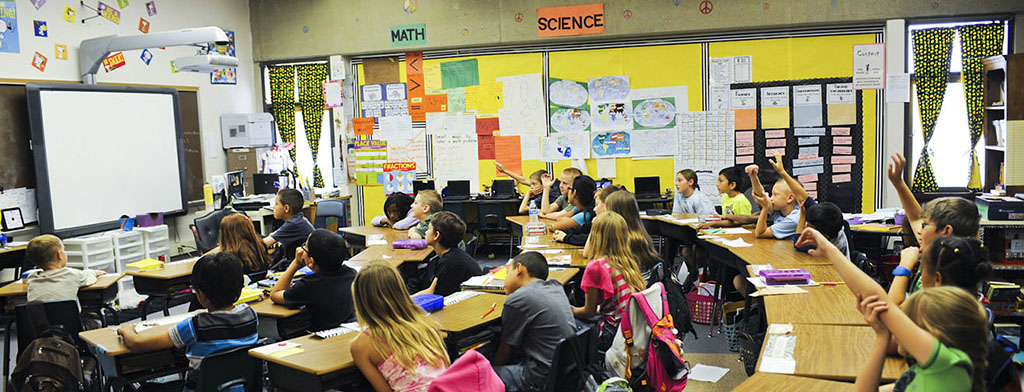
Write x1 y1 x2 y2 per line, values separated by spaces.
413 294 444 313
393 239 428 250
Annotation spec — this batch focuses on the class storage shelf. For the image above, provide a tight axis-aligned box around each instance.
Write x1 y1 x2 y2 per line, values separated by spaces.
986 145 1007 152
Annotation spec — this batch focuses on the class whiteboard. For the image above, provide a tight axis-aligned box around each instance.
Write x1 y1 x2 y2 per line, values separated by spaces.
27 84 186 236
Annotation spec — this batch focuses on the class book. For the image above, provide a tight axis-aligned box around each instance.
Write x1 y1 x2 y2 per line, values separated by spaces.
234 287 265 305
126 258 164 272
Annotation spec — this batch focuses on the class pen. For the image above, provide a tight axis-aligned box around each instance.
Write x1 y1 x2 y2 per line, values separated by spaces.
481 302 496 319
821 281 845 286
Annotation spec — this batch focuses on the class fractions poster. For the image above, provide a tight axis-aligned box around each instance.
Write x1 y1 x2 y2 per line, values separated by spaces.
382 162 416 195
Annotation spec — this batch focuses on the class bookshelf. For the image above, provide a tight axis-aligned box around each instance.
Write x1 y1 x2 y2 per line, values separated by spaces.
982 53 1024 195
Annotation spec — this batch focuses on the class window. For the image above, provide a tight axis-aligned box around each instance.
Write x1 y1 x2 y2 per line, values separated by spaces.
261 62 335 189
907 20 1008 188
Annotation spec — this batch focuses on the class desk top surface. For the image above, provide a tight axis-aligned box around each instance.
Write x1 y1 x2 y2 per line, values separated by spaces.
0 243 28 255
763 285 865 326
470 268 580 294
79 311 203 357
756 324 906 382
346 245 433 268
0 273 125 297
428 292 505 332
250 331 360 375
127 260 196 279
250 298 303 318
732 373 855 392
340 226 410 243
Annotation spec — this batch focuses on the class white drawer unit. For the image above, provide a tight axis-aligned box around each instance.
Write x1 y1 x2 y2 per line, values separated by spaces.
136 225 169 245
63 236 114 256
145 246 170 262
65 249 116 271
106 230 144 249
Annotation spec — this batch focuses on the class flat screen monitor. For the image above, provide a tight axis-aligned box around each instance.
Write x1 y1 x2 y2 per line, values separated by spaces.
634 176 661 197
226 171 245 198
413 180 435 195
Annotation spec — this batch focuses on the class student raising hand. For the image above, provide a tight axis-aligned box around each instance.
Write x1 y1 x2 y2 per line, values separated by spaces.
857 293 889 337
886 153 907 185
768 152 785 175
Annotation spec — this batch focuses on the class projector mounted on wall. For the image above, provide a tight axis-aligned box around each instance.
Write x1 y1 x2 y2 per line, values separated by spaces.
79 27 237 84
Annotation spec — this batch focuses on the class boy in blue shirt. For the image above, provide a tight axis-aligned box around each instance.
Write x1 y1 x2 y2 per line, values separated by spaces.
747 164 801 241
263 188 314 262
118 253 258 391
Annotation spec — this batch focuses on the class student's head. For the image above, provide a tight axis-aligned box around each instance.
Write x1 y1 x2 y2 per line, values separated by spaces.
273 189 304 220
352 261 449 370
568 175 597 210
27 234 65 270
383 193 415 224
919 236 992 292
411 190 442 220
770 179 797 210
918 197 981 250
605 191 660 270
191 253 244 310
717 166 747 195
675 169 699 194
583 212 646 292
528 169 547 195
219 213 269 272
594 184 625 214
299 229 347 273
901 286 989 391
425 211 465 250
805 202 844 240
559 167 582 195
504 251 549 295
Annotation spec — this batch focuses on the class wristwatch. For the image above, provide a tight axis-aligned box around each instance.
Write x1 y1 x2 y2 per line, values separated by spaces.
892 266 913 277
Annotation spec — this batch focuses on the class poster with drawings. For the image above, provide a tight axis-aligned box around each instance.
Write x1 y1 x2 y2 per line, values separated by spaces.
591 102 632 131
0 1 20 54
631 128 678 158
540 132 590 162
632 98 676 129
587 75 630 103
591 131 631 158
550 108 590 133
548 78 589 109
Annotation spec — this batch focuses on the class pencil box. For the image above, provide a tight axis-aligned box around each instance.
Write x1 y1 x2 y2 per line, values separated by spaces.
393 239 427 250
759 269 810 286
413 294 444 313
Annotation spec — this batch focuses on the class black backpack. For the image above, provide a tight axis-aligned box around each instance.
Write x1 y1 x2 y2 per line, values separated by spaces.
10 304 85 392
646 262 696 341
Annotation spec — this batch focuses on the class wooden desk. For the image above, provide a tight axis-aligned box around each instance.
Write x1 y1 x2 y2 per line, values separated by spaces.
756 324 906 382
345 245 433 270
429 292 505 332
128 260 196 320
0 273 123 298
0 273 124 324
79 316 192 384
0 243 27 255
339 225 409 244
745 264 843 283
250 332 367 392
468 268 581 294
763 285 865 326
733 373 855 392
251 298 311 340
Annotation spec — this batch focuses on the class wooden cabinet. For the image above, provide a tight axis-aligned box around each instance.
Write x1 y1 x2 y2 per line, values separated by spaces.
982 53 1024 195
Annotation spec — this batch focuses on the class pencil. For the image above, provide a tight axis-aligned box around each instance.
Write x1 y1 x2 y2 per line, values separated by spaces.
481 302 496 319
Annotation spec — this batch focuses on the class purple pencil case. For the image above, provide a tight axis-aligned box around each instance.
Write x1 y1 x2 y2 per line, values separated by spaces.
393 239 427 250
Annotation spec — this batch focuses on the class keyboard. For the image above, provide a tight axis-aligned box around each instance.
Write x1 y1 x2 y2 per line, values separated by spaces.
444 291 483 307
313 322 363 339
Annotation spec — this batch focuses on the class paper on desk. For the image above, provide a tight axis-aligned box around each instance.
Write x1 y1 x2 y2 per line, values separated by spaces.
688 364 730 383
750 286 808 297
746 277 819 289
4 241 29 248
366 234 388 246
758 334 797 374
251 341 302 356
748 264 773 276
536 249 565 254
521 244 548 249
767 323 793 335
720 227 751 234
548 254 572 266
134 312 198 333
674 218 699 225
720 238 752 248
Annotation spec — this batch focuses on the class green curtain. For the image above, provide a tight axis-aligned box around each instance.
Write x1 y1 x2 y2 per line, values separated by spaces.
297 64 330 188
910 28 955 193
268 65 297 169
958 23 1004 191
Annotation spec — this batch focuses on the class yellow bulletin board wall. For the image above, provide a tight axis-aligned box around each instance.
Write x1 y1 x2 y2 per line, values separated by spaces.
709 34 879 213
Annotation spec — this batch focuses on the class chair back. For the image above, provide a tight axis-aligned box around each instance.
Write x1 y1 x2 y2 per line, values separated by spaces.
15 300 84 356
193 208 236 254
194 343 262 392
544 325 592 392
314 199 349 231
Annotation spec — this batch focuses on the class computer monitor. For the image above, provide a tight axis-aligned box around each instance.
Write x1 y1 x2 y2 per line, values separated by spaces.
634 176 661 198
595 178 613 190
226 171 245 198
491 179 516 199
253 174 279 195
413 180 435 196
444 180 471 200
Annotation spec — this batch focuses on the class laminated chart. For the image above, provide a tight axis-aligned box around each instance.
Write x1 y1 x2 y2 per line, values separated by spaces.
591 131 631 157
674 110 736 203
354 139 387 186
361 83 409 118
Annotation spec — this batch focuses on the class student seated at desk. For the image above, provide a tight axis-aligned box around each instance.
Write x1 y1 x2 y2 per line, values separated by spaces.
206 213 270 275
372 193 419 230
548 175 597 233
605 191 661 273
796 228 990 392
408 190 466 251
574 212 646 351
351 261 449 392
766 153 850 258
748 164 801 241
715 166 752 216
117 253 258 392
493 251 577 392
515 169 558 215
25 234 105 310
672 169 716 215
270 229 356 332
553 184 622 246
263 188 314 263
539 167 582 220
414 212 482 297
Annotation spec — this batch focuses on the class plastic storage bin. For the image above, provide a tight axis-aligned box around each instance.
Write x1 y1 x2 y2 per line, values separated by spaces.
63 236 114 256
137 225 170 261
65 250 116 272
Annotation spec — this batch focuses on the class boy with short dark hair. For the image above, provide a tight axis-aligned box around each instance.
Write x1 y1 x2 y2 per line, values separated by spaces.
263 188 314 261
117 253 258 392
717 166 752 215
765 153 851 258
414 211 481 297
270 229 356 331
25 234 106 309
493 252 576 392
517 169 558 214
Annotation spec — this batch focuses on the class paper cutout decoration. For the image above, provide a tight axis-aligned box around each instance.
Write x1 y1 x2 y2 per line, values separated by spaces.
30 0 45 10
550 108 590 133
591 131 631 157
97 2 121 24
102 52 126 72
591 102 632 131
323 80 343 109
382 162 415 195
632 98 676 129
144 0 156 16
139 17 150 33
140 48 152 65
54 43 66 60
63 5 76 23
117 0 129 8
549 78 588 109
31 51 47 72
588 76 630 103
33 20 47 37
0 1 20 54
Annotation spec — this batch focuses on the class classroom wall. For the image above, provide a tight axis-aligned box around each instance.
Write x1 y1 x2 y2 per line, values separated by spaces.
249 0 1024 60
0 0 259 179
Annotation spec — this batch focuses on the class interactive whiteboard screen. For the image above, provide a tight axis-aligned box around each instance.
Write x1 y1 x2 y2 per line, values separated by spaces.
26 84 186 237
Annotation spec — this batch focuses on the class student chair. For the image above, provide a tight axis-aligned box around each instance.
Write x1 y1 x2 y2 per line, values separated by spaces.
193 342 264 391
4 300 86 380
543 325 594 392
475 203 510 255
313 199 350 233
190 208 237 254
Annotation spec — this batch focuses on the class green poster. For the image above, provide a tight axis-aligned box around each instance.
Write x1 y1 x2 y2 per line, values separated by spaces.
390 23 425 47
440 59 479 89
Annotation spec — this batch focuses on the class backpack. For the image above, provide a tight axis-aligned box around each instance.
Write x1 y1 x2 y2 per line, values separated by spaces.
427 350 504 392
10 304 85 392
607 283 688 392
646 262 695 341
987 335 1023 392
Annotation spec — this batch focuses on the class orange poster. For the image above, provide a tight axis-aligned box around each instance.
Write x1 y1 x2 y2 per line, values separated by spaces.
494 136 522 176
424 93 448 112
354 117 375 136
536 3 604 38
405 51 426 122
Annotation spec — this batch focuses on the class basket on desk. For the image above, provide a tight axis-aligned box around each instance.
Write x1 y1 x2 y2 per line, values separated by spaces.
685 282 721 325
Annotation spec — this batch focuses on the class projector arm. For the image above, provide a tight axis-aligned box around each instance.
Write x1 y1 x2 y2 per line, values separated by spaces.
80 27 230 84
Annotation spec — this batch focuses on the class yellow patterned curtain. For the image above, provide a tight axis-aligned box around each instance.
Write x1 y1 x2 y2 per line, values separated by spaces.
268 65 297 168
911 28 955 193
297 64 329 187
958 23 1004 191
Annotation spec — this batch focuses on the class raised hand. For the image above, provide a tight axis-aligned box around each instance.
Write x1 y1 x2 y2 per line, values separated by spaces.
541 173 555 188
745 164 759 177
886 153 906 185
795 228 840 258
494 161 507 173
768 152 786 175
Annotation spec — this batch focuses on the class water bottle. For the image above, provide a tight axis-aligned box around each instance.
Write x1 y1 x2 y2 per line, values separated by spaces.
529 208 539 223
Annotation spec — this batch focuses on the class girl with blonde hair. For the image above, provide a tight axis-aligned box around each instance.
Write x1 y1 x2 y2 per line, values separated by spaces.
604 191 661 271
350 261 449 392
574 211 646 350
